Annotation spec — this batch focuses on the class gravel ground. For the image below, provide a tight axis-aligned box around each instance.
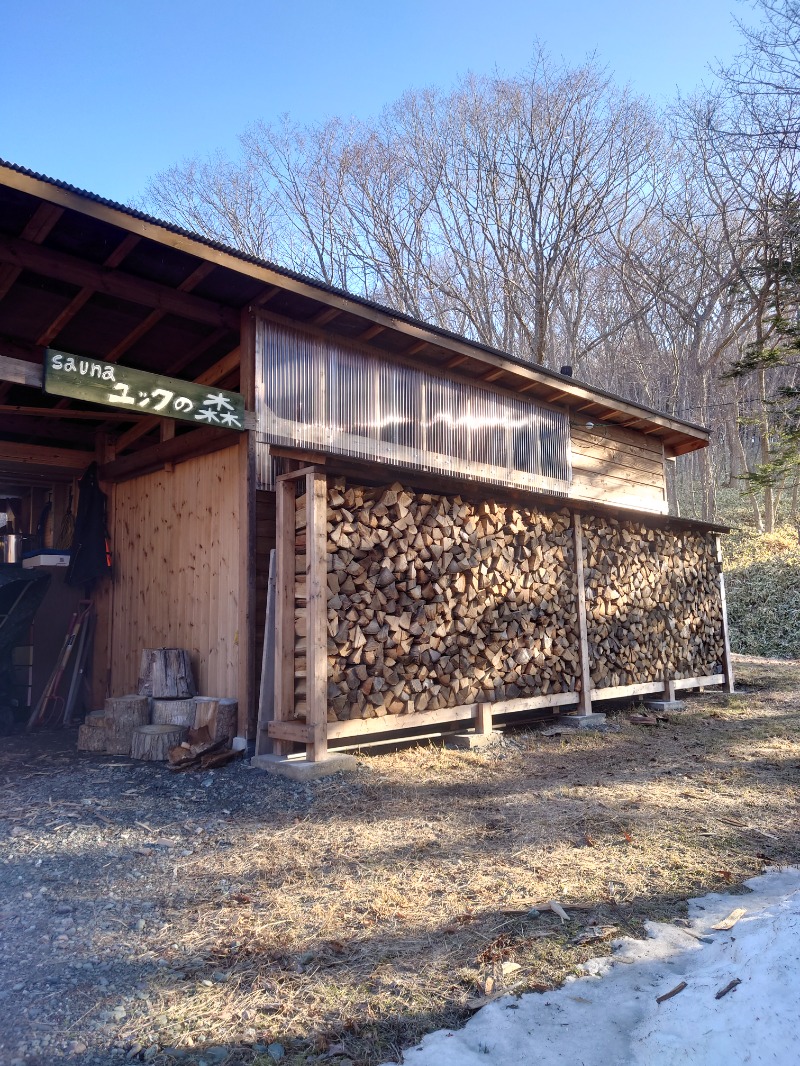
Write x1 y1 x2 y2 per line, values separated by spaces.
0 734 311 1066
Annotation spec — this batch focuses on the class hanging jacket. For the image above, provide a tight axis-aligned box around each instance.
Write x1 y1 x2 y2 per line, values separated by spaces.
66 462 111 587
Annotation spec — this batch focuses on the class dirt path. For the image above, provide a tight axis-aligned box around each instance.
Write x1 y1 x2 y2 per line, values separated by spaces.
1 659 799 1066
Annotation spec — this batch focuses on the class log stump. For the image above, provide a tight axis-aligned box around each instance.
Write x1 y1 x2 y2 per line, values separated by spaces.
137 648 196 699
104 695 151 756
77 711 109 753
131 723 187 761
151 698 197 728
193 697 237 743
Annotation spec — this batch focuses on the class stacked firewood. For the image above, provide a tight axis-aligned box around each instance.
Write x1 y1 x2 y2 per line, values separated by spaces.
582 518 724 687
321 481 580 720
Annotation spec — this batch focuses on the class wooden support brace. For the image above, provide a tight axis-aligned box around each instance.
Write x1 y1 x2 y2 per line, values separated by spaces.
572 512 593 715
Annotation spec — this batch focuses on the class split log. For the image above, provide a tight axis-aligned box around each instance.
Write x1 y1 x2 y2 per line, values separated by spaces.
131 723 187 761
193 697 237 743
137 648 196 699
167 725 228 769
151 698 197 728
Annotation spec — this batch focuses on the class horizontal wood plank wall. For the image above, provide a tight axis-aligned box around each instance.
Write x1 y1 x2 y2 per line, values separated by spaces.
570 424 667 514
105 445 241 699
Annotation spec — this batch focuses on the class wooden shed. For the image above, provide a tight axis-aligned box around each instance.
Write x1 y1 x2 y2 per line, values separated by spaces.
0 160 733 762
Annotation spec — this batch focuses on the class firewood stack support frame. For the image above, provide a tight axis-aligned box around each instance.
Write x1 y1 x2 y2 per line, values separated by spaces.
264 465 735 766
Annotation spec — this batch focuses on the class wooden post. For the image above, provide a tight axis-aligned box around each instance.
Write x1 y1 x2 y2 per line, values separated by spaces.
475 702 493 737
572 512 593 715
238 308 257 738
305 470 329 762
716 535 735 694
273 477 296 755
255 548 277 755
662 674 677 702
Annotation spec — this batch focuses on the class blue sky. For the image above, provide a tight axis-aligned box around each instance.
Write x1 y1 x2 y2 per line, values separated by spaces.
1 0 751 208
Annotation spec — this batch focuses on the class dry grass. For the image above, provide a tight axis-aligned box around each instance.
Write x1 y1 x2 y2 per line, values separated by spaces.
97 659 800 1065
724 524 800 657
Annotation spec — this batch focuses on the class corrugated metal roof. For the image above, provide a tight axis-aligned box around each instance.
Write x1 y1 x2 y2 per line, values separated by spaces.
0 157 709 439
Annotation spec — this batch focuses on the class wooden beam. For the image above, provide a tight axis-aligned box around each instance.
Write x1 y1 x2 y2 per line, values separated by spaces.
0 203 64 301
0 234 239 330
590 681 664 700
305 470 329 762
672 674 726 691
104 260 215 363
254 285 281 308
0 404 138 422
238 310 257 739
36 234 141 347
407 340 429 356
0 440 92 470
312 307 341 326
98 426 233 482
325 691 579 740
0 354 43 388
445 354 469 369
358 323 385 341
481 368 505 383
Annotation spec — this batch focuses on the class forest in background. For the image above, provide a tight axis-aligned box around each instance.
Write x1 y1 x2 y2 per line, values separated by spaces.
143 0 800 531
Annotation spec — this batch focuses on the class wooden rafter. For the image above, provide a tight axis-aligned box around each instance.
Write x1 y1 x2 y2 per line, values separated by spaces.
36 233 141 347
358 323 385 341
0 234 239 330
312 307 341 326
254 285 281 308
104 260 215 363
0 203 63 301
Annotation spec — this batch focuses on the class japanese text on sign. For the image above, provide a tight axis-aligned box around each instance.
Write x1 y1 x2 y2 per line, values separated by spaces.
44 350 246 431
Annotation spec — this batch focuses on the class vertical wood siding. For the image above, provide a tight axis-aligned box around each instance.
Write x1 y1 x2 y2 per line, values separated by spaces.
101 445 241 699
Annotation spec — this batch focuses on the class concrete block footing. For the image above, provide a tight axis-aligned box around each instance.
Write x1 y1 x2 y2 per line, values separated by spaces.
446 730 502 750
250 752 358 780
556 713 608 730
642 699 687 712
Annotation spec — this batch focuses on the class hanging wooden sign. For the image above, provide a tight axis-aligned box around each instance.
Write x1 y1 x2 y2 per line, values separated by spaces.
43 348 246 431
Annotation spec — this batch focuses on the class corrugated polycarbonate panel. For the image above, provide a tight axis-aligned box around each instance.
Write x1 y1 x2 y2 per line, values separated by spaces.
255 320 571 493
